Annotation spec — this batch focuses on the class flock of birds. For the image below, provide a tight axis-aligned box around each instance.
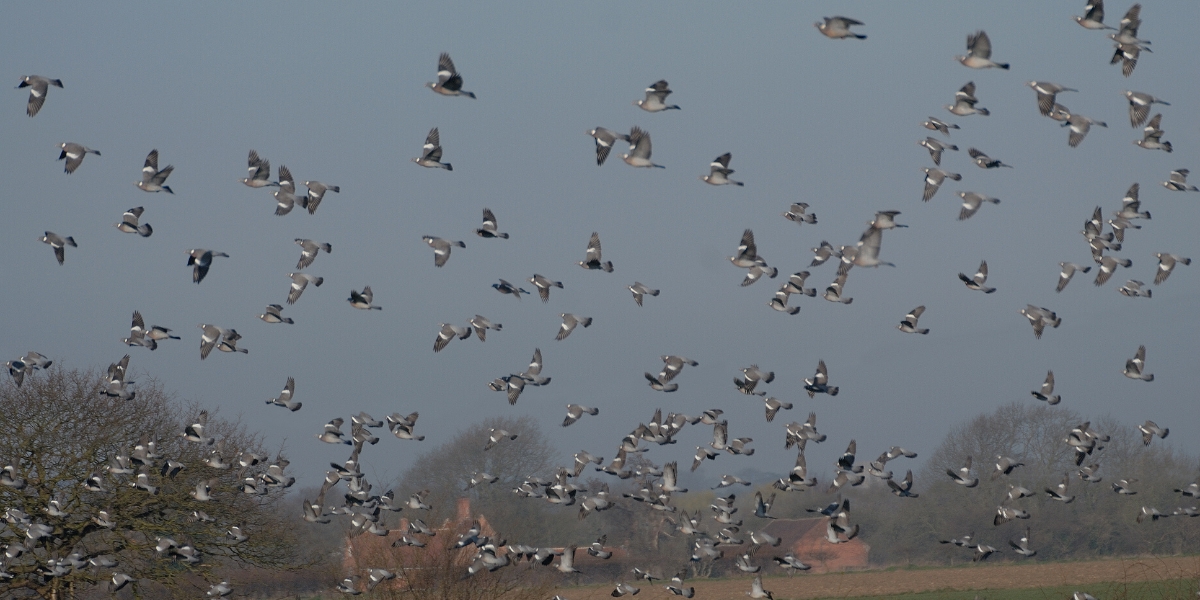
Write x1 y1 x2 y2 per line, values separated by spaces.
5 2 1199 599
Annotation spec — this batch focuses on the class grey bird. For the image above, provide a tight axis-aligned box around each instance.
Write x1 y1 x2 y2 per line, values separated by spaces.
922 168 961 201
1063 113 1107 147
922 117 960 136
295 239 331 269
469 315 501 341
968 148 1012 169
1139 420 1168 445
135 149 174 193
114 207 153 237
18 75 63 117
588 127 631 166
348 286 382 310
267 377 301 411
1124 90 1168 127
1154 253 1191 284
803 359 838 398
1094 255 1132 286
1075 0 1115 29
958 31 1009 69
556 313 592 341
730 228 767 268
959 261 996 293
1163 170 1198 192
993 456 1025 478
1134 114 1171 152
958 191 1000 221
1123 345 1153 381
810 241 840 267
869 210 907 230
898 306 929 334
1046 474 1075 503
781 271 817 298
1032 371 1061 405
562 404 599 427
484 428 518 451
815 16 866 39
39 232 76 265
888 470 919 498
1118 279 1151 298
946 81 989 116
622 126 663 168
259 304 293 324
1057 262 1092 292
1112 479 1138 495
1020 305 1062 339
763 396 792 422
635 80 679 112
187 249 228 284
920 137 959 166
423 236 465 267
273 165 305 215
426 53 475 98
702 153 743 186
824 272 853 304
529 274 564 302
302 180 340 214
286 272 323 304
767 291 799 315
492 279 530 300
1009 528 1037 557
58 143 100 174
1027 81 1077 116
783 203 816 225
476 208 509 238
434 323 472 353
579 232 614 271
413 127 452 170
947 456 979 487
240 150 276 188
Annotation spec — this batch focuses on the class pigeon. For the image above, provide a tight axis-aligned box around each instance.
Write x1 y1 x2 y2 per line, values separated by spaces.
579 232 614 271
135 149 174 193
286 273 323 304
783 203 816 225
1136 506 1166 524
622 282 658 307
588 127 631 166
267 377 301 411
299 179 340 214
484 429 518 451
780 271 817 298
922 168 961 201
622 126 663 168
958 31 1009 69
611 583 640 597
426 53 475 98
39 232 76 265
993 456 1025 479
815 16 866 39
1162 170 1198 192
562 404 599 427
555 313 592 341
768 293 799 315
1134 114 1172 152
1118 280 1151 298
1153 253 1190 284
1063 113 1107 147
959 261 996 293
947 456 978 487
968 148 1012 169
898 306 929 334
187 249 229 284
294 239 332 269
823 272 853 304
272 165 306 215
348 286 382 310
1094 255 1132 286
423 236 465 267
468 315 501 341
240 150 276 188
635 80 679 112
1075 0 1115 29
1057 262 1092 292
922 117 960 136
1124 90 1168 127
433 323 472 353
114 207 153 237
1113 479 1139 495
1027 81 1077 116
919 137 959 166
491 278 530 300
773 553 810 574
18 75 63 117
701 153 743 186
803 360 838 398
946 81 990 116
1139 420 1168 445
888 470 919 498
1046 474 1075 503
1020 305 1062 339
108 573 134 593
197 325 240 360
413 127 452 169
747 576 773 600
528 274 564 303
475 208 509 239
1031 371 1060 405
869 210 907 230
58 143 100 174
958 189 1002 219
810 241 840 267
973 544 1000 562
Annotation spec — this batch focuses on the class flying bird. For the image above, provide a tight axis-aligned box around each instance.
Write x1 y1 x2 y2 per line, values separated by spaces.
1057 262 1091 292
135 149 174 193
635 80 679 112
1027 81 1077 116
958 192 1001 221
555 313 592 341
1153 253 1190 284
286 272 323 304
426 53 475 98
114 207 153 237
433 323 472 353
492 279 531 300
58 143 100 174
1139 420 1169 445
588 127 631 166
1124 90 1168 127
922 117 960 136
475 208 509 238
18 75 64 117
348 286 382 310
1162 170 1198 192
946 81 990 116
783 203 816 225
1031 371 1061 405
920 137 959 165
959 261 996 293
413 127 452 169
39 232 77 265
897 306 929 334
423 236 465 267
922 168 961 201
1123 345 1153 381
579 232 614 272
1134 114 1171 152
958 30 1009 69
968 148 1012 169
701 153 743 186
302 180 340 214
1020 305 1062 339
815 16 866 39
529 274 564 302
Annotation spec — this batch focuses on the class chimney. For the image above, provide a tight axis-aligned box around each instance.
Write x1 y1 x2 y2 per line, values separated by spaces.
456 497 471 523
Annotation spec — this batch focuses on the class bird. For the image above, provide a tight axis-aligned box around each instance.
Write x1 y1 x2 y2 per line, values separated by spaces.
286 272 323 304
919 137 959 166
815 16 866 39
898 306 929 334
302 180 340 214
1135 114 1172 152
1124 90 1168 127
946 81 989 116
922 117 960 136
492 279 530 300
1162 170 1198 192
783 203 816 225
780 271 817 298
1095 255 1133 286
468 315 501 341
701 153 743 186
1046 474 1076 503
114 207 153 237
426 53 475 98
529 274 564 302
1020 305 1062 339
1057 262 1092 292
869 210 907 230
413 127 452 169
958 31 1009 69
1075 0 1115 29
1136 506 1166 524
475 208 509 238
207 582 232 598
562 404 599 427
767 291 798 315
271 165 306 215
622 126 663 168
422 236 465 267
957 192 1001 221
1031 371 1061 405
135 149 174 193
347 286 381 310
1063 113 1107 147
1028 81 1077 116
18 75 64 117
635 80 679 112
1139 421 1168 447
239 150 276 188
611 583 640 597
588 127 631 166
294 239 332 270
803 359 838 398
57 143 100 174
108 573 134 593
973 544 1000 562
968 148 1012 169
187 249 228 284
959 261 996 293
747 575 773 599
39 232 77 265
823 273 853 304
1118 280 1151 298
579 232 614 272
555 313 592 341
947 456 978 487
993 456 1025 479
810 241 840 267
922 168 961 201
1153 253 1191 284
888 470 919 498
267 377 301 411
433 323 472 353
484 429 518 451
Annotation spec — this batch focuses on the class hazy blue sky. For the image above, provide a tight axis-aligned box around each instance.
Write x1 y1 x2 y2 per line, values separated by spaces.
4 2 1199 490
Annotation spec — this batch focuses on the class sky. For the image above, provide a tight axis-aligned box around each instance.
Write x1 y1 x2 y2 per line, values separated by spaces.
3 2 1199 492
